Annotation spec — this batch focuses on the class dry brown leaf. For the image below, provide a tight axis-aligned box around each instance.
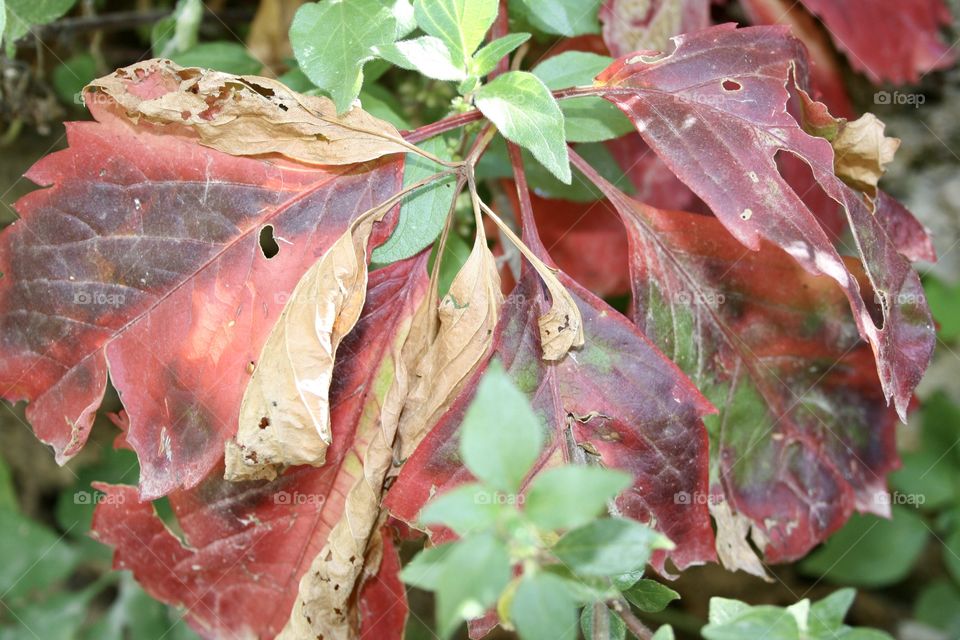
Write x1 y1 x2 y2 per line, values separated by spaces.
710 500 771 580
279 290 417 640
396 223 504 459
224 206 391 481
479 200 584 360
831 112 900 199
247 0 306 69
87 59 408 165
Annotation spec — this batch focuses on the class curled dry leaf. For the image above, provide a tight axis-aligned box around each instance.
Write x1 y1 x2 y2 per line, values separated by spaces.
225 203 395 481
479 200 584 360
396 221 504 459
88 58 408 166
279 258 423 639
798 92 900 201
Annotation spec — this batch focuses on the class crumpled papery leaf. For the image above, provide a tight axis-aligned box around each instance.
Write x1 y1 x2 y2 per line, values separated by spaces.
395 222 504 460
88 59 409 165
226 199 400 481
387 210 717 577
594 24 935 420
577 156 904 569
91 257 426 640
0 63 404 499
797 96 900 201
599 0 710 56
798 0 955 85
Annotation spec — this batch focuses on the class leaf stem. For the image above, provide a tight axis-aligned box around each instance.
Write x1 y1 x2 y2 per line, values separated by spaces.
609 599 654 640
405 110 485 145
506 141 551 263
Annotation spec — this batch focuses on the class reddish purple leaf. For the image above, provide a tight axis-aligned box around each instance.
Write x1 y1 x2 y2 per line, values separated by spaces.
387 183 717 574
799 0 955 84
91 257 426 639
592 24 934 420
0 97 402 499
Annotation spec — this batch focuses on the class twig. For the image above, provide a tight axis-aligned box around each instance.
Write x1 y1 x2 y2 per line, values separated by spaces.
610 599 655 640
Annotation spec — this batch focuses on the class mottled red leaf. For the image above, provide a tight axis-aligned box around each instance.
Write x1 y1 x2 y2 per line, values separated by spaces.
388 178 717 576
740 0 856 117
575 154 902 567
91 257 426 639
799 0 955 85
0 94 402 499
592 24 934 420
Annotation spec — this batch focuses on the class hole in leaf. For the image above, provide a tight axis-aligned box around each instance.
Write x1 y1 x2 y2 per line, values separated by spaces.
722 79 742 91
259 416 270 429
258 225 279 259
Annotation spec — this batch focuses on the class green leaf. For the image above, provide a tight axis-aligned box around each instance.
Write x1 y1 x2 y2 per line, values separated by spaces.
359 88 410 128
4 0 75 49
915 581 960 636
401 542 460 591
52 53 97 106
514 0 601 37
3 587 98 640
510 572 578 640
799 508 928 587
924 276 960 341
374 35 466 81
523 466 631 531
290 0 401 113
808 588 856 633
55 445 139 539
419 482 504 535
0 507 79 600
580 604 626 640
532 52 631 143
430 230 471 297
413 0 498 68
436 533 511 638
623 579 680 613
373 136 456 265
702 602 799 640
551 518 671 577
532 51 611 89
474 70 571 183
471 33 531 77
652 626 676 640
460 359 544 493
170 41 261 75
151 0 202 58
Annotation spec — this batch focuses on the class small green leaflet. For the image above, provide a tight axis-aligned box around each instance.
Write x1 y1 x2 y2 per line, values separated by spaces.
460 360 544 493
514 0 602 37
474 71 571 183
523 466 631 531
291 0 411 113
372 136 456 265
374 35 465 81
418 483 503 536
435 533 511 638
471 33 531 77
551 518 671 577
623 579 680 612
510 573 579 640
413 0 498 68
171 42 260 75
151 0 201 58
4 0 75 54
533 51 632 143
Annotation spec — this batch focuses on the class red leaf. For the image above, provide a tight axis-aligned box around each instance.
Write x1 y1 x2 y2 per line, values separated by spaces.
594 24 934 420
91 257 426 639
575 153 904 567
799 0 955 85
0 101 402 499
740 0 856 117
388 175 717 574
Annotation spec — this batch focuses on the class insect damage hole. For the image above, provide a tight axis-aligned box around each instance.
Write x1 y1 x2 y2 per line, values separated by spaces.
258 225 280 259
722 79 742 91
